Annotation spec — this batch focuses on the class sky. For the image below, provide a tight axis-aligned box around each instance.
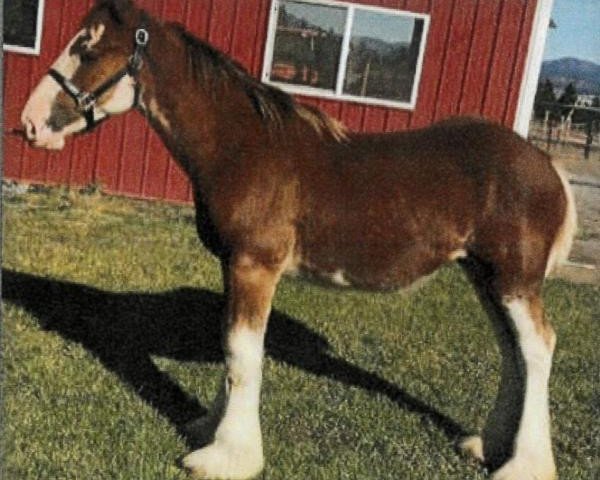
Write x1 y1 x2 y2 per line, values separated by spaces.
351 11 415 44
543 0 600 64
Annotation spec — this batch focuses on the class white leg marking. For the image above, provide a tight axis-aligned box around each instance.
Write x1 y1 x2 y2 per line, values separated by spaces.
460 435 484 462
183 327 265 479
493 299 556 480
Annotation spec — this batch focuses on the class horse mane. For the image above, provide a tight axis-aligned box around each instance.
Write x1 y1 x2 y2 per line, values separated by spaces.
172 25 347 142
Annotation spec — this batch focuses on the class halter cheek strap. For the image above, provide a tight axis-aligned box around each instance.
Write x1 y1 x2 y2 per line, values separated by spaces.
48 27 149 132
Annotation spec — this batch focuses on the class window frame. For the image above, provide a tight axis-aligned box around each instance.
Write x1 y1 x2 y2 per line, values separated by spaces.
3 0 46 56
262 0 430 110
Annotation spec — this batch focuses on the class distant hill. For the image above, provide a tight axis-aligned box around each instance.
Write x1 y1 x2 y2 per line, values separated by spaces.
540 57 600 95
354 37 410 56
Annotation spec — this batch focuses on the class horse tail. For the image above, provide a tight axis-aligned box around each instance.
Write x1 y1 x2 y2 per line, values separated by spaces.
545 162 577 277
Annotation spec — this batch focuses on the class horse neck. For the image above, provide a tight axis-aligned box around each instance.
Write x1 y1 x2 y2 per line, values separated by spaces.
136 21 268 182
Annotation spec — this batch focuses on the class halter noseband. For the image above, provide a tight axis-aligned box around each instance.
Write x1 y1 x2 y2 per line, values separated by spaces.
48 28 149 131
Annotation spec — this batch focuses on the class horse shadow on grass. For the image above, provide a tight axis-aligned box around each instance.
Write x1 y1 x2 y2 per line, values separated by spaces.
2 269 467 446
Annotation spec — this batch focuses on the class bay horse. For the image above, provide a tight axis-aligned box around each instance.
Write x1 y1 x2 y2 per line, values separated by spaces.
20 1 576 479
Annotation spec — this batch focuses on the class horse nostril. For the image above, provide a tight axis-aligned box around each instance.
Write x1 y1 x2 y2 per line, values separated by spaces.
25 118 37 140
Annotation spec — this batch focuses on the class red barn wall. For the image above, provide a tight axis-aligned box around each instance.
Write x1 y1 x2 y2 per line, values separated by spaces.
3 0 536 203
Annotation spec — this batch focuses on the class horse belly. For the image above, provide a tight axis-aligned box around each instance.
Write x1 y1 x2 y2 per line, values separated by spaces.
288 234 465 291
292 156 474 290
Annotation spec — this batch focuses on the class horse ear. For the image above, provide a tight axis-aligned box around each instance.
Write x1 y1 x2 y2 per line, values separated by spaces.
96 0 135 24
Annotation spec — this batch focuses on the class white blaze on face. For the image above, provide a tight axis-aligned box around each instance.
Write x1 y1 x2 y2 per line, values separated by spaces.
20 23 137 150
20 28 87 148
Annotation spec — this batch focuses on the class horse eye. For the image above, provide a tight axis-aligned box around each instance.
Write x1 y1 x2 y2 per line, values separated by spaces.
80 51 98 63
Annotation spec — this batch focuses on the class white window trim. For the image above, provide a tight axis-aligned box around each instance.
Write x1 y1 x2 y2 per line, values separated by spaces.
3 0 46 56
262 0 430 110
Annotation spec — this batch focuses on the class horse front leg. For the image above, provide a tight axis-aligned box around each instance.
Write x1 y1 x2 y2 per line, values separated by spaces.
183 253 281 480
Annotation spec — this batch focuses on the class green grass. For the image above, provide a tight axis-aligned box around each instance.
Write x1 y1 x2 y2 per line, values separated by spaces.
2 187 599 479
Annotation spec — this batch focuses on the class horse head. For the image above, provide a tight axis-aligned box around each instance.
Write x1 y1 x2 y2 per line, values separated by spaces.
21 0 145 150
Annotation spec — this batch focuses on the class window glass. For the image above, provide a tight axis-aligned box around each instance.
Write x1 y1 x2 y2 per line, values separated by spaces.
343 11 424 103
270 1 346 91
3 0 43 53
264 0 429 108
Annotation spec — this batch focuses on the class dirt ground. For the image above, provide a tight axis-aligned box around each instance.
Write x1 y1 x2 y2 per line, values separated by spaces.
549 144 600 285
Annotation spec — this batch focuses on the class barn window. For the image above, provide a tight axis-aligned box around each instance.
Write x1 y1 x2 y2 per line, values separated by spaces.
3 0 45 55
262 0 429 109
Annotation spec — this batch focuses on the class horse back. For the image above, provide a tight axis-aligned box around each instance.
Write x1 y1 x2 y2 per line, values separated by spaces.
292 117 567 291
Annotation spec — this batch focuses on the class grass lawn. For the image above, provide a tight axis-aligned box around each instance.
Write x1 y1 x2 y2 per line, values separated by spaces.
2 186 598 479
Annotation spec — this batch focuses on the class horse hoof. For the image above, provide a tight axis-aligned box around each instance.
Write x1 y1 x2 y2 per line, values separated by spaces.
459 435 484 462
492 456 557 480
182 441 264 480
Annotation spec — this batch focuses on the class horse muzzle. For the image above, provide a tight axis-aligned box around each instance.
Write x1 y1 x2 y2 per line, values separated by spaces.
21 116 67 150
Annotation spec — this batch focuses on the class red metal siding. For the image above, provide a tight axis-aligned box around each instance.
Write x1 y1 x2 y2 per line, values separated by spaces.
3 0 537 203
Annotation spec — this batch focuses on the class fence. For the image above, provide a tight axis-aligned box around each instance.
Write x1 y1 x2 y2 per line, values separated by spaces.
528 103 600 160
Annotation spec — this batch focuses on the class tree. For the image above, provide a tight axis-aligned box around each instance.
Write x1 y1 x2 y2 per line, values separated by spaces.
558 82 578 106
279 5 288 24
556 82 578 121
585 97 600 131
534 78 556 119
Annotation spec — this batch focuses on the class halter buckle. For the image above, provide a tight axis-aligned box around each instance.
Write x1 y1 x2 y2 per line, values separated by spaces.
129 29 149 74
77 92 96 112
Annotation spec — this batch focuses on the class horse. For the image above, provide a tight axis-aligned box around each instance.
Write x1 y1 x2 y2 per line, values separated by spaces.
20 1 576 479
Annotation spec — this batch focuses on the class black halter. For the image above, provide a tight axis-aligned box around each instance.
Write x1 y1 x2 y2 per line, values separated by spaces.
48 28 149 131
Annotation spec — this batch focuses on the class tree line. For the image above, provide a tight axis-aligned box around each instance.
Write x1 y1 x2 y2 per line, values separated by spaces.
534 78 600 124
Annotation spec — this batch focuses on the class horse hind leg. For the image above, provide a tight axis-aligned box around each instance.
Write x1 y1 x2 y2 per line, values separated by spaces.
460 259 557 480
492 294 556 480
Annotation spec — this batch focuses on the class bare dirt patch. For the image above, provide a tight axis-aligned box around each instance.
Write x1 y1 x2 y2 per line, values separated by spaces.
549 144 600 284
